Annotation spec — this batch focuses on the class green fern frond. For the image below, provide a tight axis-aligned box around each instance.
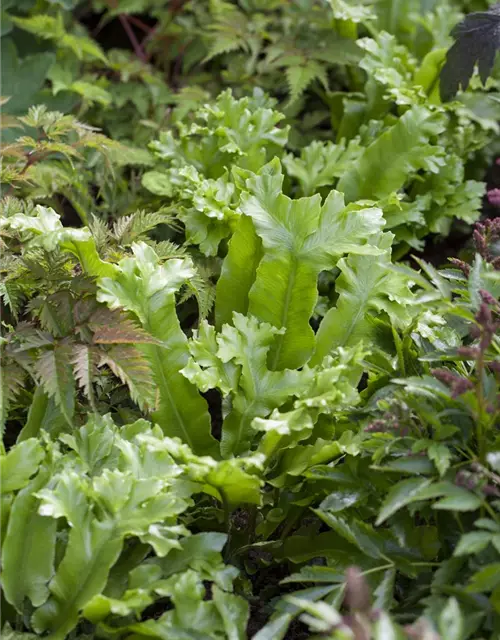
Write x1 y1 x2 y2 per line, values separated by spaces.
35 344 75 425
88 215 111 252
112 210 177 245
147 239 188 260
179 266 216 321
286 60 329 105
0 360 26 430
0 282 25 319
72 344 100 402
91 311 156 344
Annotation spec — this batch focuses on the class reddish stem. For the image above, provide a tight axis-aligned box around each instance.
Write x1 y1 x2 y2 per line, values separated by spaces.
119 14 147 63
127 15 154 34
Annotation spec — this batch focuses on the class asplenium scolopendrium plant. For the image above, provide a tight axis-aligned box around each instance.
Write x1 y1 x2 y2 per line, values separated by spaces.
143 78 494 260
2 203 499 638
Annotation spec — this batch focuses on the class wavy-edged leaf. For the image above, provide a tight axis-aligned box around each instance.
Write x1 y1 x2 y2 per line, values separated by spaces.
2 470 57 611
241 159 384 369
216 214 262 329
311 233 413 364
0 438 44 494
337 105 446 202
184 313 307 457
213 586 249 640
58 228 118 278
31 483 123 638
97 243 217 456
283 139 362 197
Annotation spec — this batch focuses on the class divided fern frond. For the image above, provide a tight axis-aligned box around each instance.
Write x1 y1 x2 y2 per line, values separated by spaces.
99 345 155 411
112 210 178 246
91 314 156 344
88 215 111 252
179 266 217 321
35 344 75 425
0 360 26 429
285 60 329 105
147 240 188 260
72 344 100 403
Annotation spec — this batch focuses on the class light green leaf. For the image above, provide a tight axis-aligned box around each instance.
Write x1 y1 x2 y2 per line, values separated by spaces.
329 0 375 22
433 489 482 512
82 590 153 623
467 563 500 593
32 521 122 638
2 470 57 611
0 439 44 494
213 313 305 456
97 243 217 456
240 159 384 369
283 139 362 197
251 613 294 640
312 233 413 364
428 443 452 477
215 214 262 329
69 81 111 105
213 586 249 640
373 568 396 611
142 171 174 196
1 624 38 640
373 612 400 640
338 105 446 202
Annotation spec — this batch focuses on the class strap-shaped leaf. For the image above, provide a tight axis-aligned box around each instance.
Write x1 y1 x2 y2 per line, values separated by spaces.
31 477 124 638
0 438 44 495
240 159 384 369
215 214 262 329
183 313 308 457
311 233 414 365
97 243 217 456
337 106 446 203
32 461 190 638
0 206 116 278
2 470 57 611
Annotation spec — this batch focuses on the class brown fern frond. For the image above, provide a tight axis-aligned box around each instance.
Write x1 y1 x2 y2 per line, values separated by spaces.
99 345 155 410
